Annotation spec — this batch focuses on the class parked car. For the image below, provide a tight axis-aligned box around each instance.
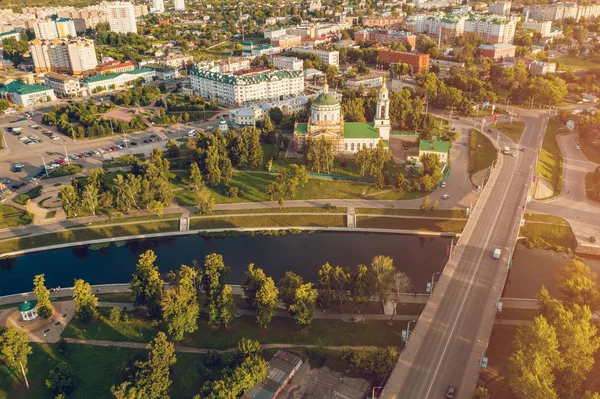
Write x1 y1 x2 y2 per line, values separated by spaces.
130 141 138 146
440 182 447 188
442 194 450 200
446 386 457 399
576 145 581 150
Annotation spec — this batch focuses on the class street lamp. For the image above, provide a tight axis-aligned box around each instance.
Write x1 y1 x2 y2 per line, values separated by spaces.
405 319 418 344
428 272 441 297
372 386 383 398
40 155 49 178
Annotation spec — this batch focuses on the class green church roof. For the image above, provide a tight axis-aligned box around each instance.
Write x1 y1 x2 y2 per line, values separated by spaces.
344 122 378 139
313 92 339 106
419 139 450 153
18 301 37 312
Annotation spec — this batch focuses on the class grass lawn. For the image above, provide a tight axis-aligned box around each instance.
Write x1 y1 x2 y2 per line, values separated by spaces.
519 219 576 251
196 207 348 216
0 204 33 229
189 214 347 230
69 214 182 228
45 210 56 219
0 221 179 254
356 216 466 232
523 213 569 225
470 129 498 176
578 137 600 165
536 118 567 196
43 164 83 179
13 186 43 206
495 122 526 143
102 154 145 169
554 56 600 71
356 208 467 218
96 292 133 303
64 308 157 342
0 343 208 399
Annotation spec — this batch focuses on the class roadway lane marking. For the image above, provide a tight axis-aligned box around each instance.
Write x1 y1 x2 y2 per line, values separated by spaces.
424 138 520 399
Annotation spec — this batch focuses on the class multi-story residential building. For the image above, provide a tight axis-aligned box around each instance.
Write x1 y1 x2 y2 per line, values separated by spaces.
287 22 349 38
522 19 552 37
272 35 302 49
0 81 56 106
273 56 304 71
44 72 84 97
159 54 193 69
241 42 281 58
354 29 416 49
529 61 556 75
264 27 288 40
81 67 155 93
378 50 430 72
406 13 516 43
189 68 304 105
151 0 165 13
362 15 404 28
463 16 517 44
95 60 136 75
107 2 137 34
290 47 339 66
174 0 185 11
29 37 98 76
479 43 516 60
33 18 77 39
488 1 511 16
196 58 251 74
523 2 600 21
309 0 322 12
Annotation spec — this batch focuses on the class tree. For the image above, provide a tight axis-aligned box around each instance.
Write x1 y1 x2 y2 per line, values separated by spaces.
306 137 334 174
73 279 98 323
289 283 316 329
341 346 398 382
421 195 431 211
255 277 278 328
555 260 600 309
389 272 412 322
472 387 489 399
234 127 263 167
0 328 32 390
317 262 334 308
370 256 396 304
33 274 53 319
291 164 309 187
196 186 214 215
132 332 177 399
59 185 80 217
242 264 267 310
213 284 235 328
262 115 275 135
504 316 561 399
202 253 234 327
205 145 221 186
46 362 77 395
130 250 164 319
162 265 200 340
332 266 351 312
278 271 304 308
351 264 371 312
189 162 203 190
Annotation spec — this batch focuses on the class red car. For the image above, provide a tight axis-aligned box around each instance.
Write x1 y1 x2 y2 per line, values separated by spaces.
57 159 67 165
203 119 209 122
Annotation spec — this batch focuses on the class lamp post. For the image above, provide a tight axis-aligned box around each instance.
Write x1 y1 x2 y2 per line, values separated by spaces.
40 155 49 178
372 386 383 398
429 271 441 297
406 319 418 343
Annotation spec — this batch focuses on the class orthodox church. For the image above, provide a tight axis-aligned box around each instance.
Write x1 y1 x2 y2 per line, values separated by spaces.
293 80 391 155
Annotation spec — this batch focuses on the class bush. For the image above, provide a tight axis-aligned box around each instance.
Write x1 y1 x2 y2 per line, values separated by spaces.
226 186 240 198
109 307 121 324
56 338 68 354
46 362 78 395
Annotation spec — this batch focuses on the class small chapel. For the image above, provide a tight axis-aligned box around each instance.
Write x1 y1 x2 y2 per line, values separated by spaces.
293 79 391 155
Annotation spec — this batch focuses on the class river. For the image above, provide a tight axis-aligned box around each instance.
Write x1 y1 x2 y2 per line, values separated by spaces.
0 232 451 296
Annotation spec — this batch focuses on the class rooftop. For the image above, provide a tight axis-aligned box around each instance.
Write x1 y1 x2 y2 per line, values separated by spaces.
190 68 302 85
83 67 154 83
419 139 450 153
0 81 53 95
344 122 379 139
18 300 37 312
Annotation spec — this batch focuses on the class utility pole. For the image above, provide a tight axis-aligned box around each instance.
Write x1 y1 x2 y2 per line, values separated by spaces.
63 143 70 165
41 155 49 178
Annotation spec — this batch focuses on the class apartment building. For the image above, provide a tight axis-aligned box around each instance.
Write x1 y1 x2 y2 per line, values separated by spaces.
522 19 552 37
362 15 404 28
287 22 349 38
95 60 136 75
30 37 98 76
196 58 251 74
479 43 516 60
174 0 185 11
107 2 137 34
230 97 310 126
272 35 302 49
290 47 339 66
151 0 165 13
406 13 516 43
346 75 384 89
273 56 304 71
529 61 556 75
44 72 84 97
523 2 600 21
190 68 304 105
33 18 77 39
377 50 430 72
0 30 21 42
488 1 511 16
463 16 517 44
159 54 193 69
354 29 416 49
264 27 288 40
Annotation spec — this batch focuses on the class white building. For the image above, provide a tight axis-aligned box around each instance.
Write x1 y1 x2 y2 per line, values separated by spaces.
174 0 185 11
529 61 556 75
523 2 600 21
0 81 56 106
33 18 77 39
264 27 288 40
0 30 21 43
44 72 85 97
309 0 322 11
346 75 384 89
230 96 310 126
522 19 552 38
488 1 511 16
196 58 250 73
81 67 155 93
290 47 339 66
273 56 304 71
190 68 304 105
107 2 137 34
30 37 98 76
151 0 165 13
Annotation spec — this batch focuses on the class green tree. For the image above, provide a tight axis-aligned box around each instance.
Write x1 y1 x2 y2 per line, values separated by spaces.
305 137 334 174
33 274 53 319
262 115 275 135
555 260 600 309
291 164 309 187
317 262 335 308
341 346 398 382
289 283 316 329
504 316 561 399
277 271 304 308
332 266 351 313
370 256 396 304
0 328 32 390
132 332 177 399
472 387 489 399
189 162 203 190
73 279 98 323
162 265 200 340
166 140 180 158
421 195 431 211
351 264 371 312
205 144 222 186
59 185 80 217
255 277 278 328
46 362 77 395
242 264 267 310
196 186 214 214
213 284 235 328
131 250 164 319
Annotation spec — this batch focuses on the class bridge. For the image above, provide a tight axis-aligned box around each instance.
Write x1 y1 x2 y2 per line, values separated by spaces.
381 113 546 399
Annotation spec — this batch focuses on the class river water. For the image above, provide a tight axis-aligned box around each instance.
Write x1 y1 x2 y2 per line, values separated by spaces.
0 232 451 296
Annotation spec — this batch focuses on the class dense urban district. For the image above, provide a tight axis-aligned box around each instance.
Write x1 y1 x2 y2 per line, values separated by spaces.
0 0 599 398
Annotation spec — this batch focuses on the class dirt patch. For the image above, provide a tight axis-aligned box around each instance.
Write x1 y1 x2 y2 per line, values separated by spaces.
105 107 146 122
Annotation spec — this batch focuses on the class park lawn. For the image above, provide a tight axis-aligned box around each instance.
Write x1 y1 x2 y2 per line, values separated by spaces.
199 207 348 216
519 219 576 251
188 214 347 230
43 164 83 179
471 129 498 175
356 216 466 233
495 121 526 143
102 154 145 169
13 186 43 206
523 213 569 225
356 208 467 218
71 213 182 227
0 221 179 254
64 308 158 342
554 56 600 71
169 171 194 189
0 204 33 229
0 343 208 399
578 137 600 165
536 118 567 196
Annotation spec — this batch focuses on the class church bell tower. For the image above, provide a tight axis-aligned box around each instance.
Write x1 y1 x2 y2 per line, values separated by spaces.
374 77 391 141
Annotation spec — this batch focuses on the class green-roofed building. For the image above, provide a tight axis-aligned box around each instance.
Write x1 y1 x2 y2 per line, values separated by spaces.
0 81 56 106
81 67 156 94
293 80 391 155
18 300 38 321
418 139 450 163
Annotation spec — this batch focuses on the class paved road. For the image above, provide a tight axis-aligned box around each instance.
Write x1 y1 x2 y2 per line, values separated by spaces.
529 132 600 247
381 110 545 399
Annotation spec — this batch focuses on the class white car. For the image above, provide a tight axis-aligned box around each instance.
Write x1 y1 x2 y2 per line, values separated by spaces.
440 182 447 188
442 194 450 200
576 145 581 150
